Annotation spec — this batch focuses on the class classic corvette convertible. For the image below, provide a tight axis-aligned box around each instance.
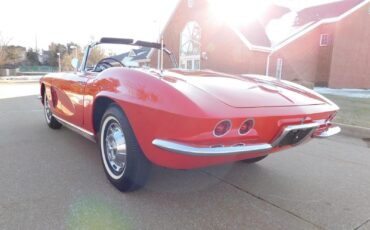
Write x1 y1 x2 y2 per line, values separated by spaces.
40 37 341 192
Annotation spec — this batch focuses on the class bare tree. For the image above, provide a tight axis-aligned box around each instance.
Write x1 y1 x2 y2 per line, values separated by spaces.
61 47 84 71
4 46 26 65
86 46 107 68
46 43 67 67
25 48 40 66
0 33 17 67
0 32 9 66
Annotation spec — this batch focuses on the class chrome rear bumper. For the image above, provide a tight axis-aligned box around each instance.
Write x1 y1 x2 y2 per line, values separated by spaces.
313 126 341 138
152 123 340 157
152 139 272 156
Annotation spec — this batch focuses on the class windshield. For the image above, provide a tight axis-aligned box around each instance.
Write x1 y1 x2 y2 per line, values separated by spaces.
84 39 177 72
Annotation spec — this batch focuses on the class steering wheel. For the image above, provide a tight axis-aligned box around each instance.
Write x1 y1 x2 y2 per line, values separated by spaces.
93 57 126 72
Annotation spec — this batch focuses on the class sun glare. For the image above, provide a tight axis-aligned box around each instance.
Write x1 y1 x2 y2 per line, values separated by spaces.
210 0 272 26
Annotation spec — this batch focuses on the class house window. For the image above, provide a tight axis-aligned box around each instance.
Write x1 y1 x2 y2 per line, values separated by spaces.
294 16 300 26
188 0 194 8
180 21 201 70
194 60 200 70
320 34 329 47
187 60 193 69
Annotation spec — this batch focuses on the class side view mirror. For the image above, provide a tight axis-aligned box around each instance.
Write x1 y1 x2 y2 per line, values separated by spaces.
71 58 79 70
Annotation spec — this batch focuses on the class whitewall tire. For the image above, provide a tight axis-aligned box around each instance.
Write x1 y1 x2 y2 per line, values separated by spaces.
99 103 151 192
44 94 62 129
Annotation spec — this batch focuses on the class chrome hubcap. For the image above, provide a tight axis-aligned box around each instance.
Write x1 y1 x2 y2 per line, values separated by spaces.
44 96 52 123
105 122 127 174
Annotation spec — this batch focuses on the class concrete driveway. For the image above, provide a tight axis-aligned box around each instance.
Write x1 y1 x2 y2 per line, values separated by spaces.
0 83 369 230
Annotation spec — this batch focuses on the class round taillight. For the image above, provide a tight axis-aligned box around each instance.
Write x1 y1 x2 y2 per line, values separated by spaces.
239 119 254 135
213 120 232 137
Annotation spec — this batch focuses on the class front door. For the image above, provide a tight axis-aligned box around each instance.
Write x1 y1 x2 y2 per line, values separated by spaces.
51 72 89 127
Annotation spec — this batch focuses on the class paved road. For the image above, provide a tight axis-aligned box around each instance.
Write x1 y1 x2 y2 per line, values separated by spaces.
0 84 370 230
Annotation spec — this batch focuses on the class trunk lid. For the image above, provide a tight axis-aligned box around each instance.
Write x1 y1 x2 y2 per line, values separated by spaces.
169 71 326 108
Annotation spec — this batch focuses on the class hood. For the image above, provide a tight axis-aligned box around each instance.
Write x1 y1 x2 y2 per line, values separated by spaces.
165 70 327 108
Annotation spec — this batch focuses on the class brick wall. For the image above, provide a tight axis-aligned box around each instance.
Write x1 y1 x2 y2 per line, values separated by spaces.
315 24 336 87
269 28 322 83
329 3 370 88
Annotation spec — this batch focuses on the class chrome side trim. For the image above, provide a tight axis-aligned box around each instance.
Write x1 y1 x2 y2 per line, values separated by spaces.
152 139 272 157
314 126 341 138
54 115 96 143
271 123 320 147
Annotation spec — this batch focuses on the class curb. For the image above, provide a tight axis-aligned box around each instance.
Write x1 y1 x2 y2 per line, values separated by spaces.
0 76 42 83
333 123 370 139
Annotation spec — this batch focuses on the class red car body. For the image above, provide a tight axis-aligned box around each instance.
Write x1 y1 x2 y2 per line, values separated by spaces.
41 69 340 169
40 38 340 170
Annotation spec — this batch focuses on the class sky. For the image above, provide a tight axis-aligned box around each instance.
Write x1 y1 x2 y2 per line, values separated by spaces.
0 0 340 50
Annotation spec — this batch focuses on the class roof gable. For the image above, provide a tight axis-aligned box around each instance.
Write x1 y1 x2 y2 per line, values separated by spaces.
236 4 291 48
159 0 369 54
272 0 370 51
295 0 365 26
237 0 369 51
112 47 151 62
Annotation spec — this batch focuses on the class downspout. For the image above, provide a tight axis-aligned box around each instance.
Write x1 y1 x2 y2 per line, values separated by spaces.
160 36 164 73
154 20 161 70
265 48 275 77
157 41 161 70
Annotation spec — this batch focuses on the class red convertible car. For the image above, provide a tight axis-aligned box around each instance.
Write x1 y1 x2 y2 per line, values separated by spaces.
40 37 340 192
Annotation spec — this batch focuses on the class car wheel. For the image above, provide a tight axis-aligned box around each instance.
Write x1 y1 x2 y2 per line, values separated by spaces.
99 104 151 192
241 155 267 164
44 94 62 129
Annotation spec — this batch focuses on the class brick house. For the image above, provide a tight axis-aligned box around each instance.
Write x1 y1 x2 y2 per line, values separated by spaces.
151 0 370 89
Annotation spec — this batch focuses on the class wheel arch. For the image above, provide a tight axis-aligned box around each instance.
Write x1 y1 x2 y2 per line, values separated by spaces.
41 83 46 105
92 96 117 134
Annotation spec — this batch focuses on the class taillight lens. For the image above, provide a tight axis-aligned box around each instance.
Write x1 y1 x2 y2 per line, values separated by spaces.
239 119 254 135
213 120 232 137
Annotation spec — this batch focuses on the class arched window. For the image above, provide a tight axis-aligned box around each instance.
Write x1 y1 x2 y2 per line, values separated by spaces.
179 21 201 70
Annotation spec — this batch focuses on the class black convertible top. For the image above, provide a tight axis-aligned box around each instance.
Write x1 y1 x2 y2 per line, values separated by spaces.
97 37 164 50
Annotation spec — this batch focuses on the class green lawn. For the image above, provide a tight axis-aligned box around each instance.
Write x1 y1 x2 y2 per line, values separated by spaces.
323 94 370 128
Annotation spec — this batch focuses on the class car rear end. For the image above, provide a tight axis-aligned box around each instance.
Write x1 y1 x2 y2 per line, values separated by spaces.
124 71 340 169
